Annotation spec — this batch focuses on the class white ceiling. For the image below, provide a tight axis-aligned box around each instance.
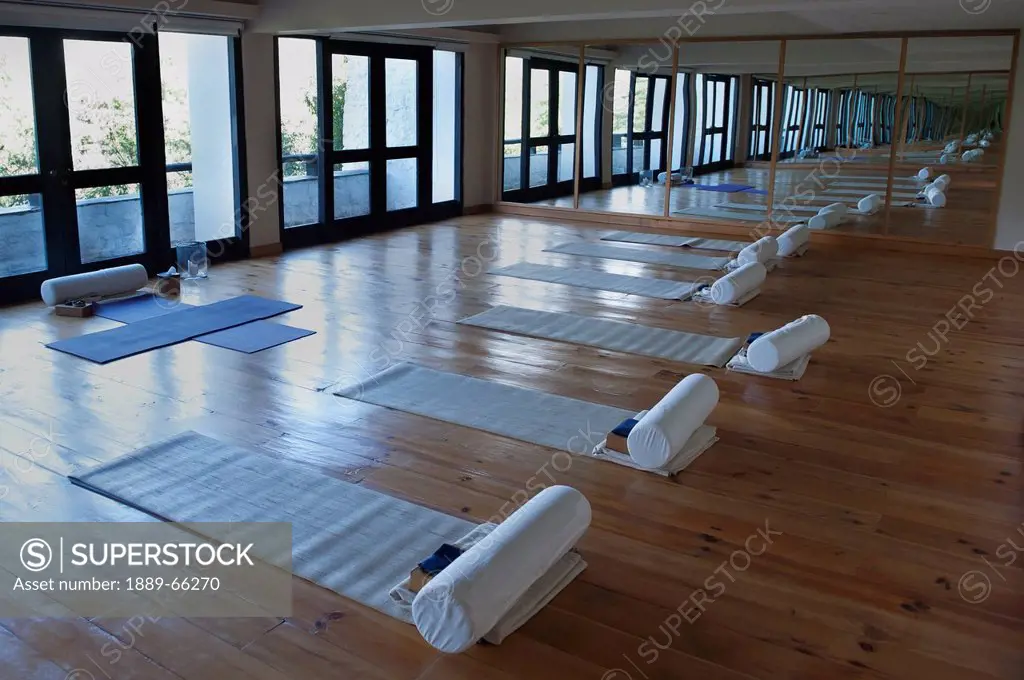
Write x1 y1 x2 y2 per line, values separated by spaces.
253 0 1024 38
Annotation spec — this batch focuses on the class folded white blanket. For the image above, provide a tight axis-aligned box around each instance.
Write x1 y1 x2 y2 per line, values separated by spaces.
590 411 719 476
726 346 811 381
692 285 761 307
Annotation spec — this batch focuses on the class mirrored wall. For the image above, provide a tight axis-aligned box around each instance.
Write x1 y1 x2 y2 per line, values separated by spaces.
497 30 1019 249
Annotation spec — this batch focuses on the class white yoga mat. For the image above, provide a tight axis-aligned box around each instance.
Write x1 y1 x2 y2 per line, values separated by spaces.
70 432 583 642
601 230 698 247
687 238 752 252
458 305 743 367
824 188 922 200
546 241 730 270
335 363 634 455
832 175 921 183
492 263 701 300
602 230 748 253
828 180 920 189
715 202 820 214
673 207 805 223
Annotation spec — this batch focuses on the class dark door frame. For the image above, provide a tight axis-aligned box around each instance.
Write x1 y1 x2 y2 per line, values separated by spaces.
0 27 248 305
278 36 463 250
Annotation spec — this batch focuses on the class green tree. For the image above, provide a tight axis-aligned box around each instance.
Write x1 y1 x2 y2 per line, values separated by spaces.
280 78 347 178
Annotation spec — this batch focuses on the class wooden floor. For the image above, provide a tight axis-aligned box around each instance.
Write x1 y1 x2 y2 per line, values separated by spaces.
531 155 999 246
1 214 1022 679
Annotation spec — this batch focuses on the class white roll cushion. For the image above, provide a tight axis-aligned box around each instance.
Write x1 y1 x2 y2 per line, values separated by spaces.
936 173 951 187
747 315 831 373
737 236 778 265
858 194 882 214
412 486 591 654
776 224 809 257
709 261 766 305
917 167 932 180
819 202 847 216
808 214 827 230
40 264 149 307
627 374 719 469
925 187 946 208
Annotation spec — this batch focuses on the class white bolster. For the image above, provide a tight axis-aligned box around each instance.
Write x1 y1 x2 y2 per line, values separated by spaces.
936 173 951 187
819 202 847 216
917 167 932 180
924 186 946 207
747 315 831 373
412 486 591 654
776 224 809 257
821 209 843 227
627 374 719 469
40 264 149 307
709 261 766 305
858 194 882 214
940 153 950 164
737 236 778 265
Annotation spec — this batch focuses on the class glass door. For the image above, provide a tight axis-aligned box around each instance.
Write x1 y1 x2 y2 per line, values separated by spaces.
612 72 670 185
0 29 169 302
280 38 459 249
693 74 737 172
501 57 578 202
748 77 775 161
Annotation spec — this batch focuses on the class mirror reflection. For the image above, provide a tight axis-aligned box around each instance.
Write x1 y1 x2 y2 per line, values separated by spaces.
501 46 584 206
886 36 1013 244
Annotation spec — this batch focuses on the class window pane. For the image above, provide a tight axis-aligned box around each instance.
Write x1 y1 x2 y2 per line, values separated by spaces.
386 58 417 147
714 81 726 127
632 78 648 132
160 33 239 244
612 69 630 135
558 71 576 136
632 140 645 171
651 78 666 132
334 54 369 150
335 162 370 219
503 142 521 191
386 158 417 210
557 142 574 182
64 40 138 170
671 74 686 170
278 38 319 228
529 145 548 187
582 65 598 179
650 139 661 171
432 50 457 203
530 69 549 137
0 38 38 177
77 184 143 264
0 194 45 277
504 56 523 141
691 74 705 167
612 135 626 174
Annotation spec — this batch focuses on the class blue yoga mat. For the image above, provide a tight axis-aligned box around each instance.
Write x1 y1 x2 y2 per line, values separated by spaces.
742 188 768 195
94 294 195 323
48 295 302 364
196 321 315 354
694 183 755 193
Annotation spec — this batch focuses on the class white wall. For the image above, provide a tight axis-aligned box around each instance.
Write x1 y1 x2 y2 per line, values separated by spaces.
462 42 499 208
240 30 284 250
994 46 1024 252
